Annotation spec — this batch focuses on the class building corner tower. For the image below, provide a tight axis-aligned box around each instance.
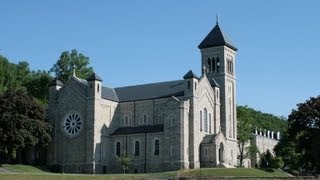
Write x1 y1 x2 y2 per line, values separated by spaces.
198 21 238 166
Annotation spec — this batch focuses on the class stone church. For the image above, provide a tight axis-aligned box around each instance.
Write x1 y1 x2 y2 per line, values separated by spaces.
47 22 239 174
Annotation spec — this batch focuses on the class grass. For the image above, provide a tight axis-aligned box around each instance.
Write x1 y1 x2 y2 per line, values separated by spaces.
0 164 290 180
1 164 48 173
181 168 288 177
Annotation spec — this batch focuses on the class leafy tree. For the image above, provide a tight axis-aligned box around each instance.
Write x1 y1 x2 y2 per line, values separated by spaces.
283 96 320 173
24 70 53 104
0 89 52 163
50 49 93 83
117 154 132 174
259 150 284 169
0 56 30 93
237 106 259 167
274 132 302 171
237 106 287 133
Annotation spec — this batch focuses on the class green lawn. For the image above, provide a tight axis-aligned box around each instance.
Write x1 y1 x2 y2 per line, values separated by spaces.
0 164 290 180
1 164 48 173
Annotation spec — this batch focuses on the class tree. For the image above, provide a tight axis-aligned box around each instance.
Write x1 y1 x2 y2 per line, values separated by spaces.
0 56 31 93
50 49 93 83
0 89 52 163
24 70 53 104
117 154 132 174
237 106 259 167
259 150 284 169
284 96 320 173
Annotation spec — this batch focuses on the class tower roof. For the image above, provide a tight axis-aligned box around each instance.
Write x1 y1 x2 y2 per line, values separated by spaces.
198 23 237 51
49 78 63 86
183 70 199 79
86 72 103 81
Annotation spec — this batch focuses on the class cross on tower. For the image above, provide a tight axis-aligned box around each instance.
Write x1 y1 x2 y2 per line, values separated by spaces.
203 65 207 76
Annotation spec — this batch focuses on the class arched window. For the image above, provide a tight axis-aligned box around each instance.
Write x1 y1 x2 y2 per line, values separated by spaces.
229 98 232 138
116 142 121 157
187 81 191 89
195 82 197 90
125 116 128 125
97 83 100 92
207 58 212 72
209 113 212 133
135 141 140 156
204 108 208 132
212 58 216 72
154 140 159 155
144 115 147 124
216 57 220 72
200 110 202 131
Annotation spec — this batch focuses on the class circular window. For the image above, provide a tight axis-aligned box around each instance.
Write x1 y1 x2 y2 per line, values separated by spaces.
63 113 82 136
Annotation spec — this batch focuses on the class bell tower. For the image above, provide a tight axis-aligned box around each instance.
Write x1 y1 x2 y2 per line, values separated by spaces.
198 20 238 141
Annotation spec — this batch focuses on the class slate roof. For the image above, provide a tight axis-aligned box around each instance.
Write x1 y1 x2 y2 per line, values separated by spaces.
201 134 217 144
110 124 164 135
87 73 103 81
75 75 185 102
183 70 199 79
209 78 220 88
102 86 119 102
198 24 237 51
114 80 185 102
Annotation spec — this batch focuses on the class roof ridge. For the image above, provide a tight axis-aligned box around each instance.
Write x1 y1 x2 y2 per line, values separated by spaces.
114 79 183 89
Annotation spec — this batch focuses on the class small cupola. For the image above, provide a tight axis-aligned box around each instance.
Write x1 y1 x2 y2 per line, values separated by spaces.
49 78 63 100
49 78 63 87
87 72 103 98
183 70 199 96
86 73 103 82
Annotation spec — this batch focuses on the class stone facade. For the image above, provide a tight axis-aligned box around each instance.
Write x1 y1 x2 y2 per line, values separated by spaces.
47 23 242 173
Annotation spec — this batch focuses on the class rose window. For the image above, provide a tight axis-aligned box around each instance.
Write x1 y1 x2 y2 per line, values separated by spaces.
63 113 82 136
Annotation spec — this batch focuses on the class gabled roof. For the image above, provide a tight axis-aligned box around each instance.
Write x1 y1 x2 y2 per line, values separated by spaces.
110 124 164 135
72 75 185 102
198 23 237 51
86 72 103 81
183 70 199 79
114 80 185 102
49 78 63 86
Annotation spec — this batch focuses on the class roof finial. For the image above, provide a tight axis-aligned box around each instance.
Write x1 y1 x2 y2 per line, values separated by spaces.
72 64 76 77
216 14 219 25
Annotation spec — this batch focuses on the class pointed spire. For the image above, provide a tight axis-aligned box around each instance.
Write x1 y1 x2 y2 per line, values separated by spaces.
198 20 237 51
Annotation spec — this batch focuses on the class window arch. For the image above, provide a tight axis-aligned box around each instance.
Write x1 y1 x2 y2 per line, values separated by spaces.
97 83 100 92
207 58 212 72
200 110 202 131
212 57 216 71
135 141 140 156
143 115 147 124
216 57 220 72
204 108 208 133
116 142 121 157
154 140 159 155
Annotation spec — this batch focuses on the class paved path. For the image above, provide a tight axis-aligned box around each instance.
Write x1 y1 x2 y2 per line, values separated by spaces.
0 167 13 173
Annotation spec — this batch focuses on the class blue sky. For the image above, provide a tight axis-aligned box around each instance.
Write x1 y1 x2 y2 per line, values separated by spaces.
1 1 319 117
